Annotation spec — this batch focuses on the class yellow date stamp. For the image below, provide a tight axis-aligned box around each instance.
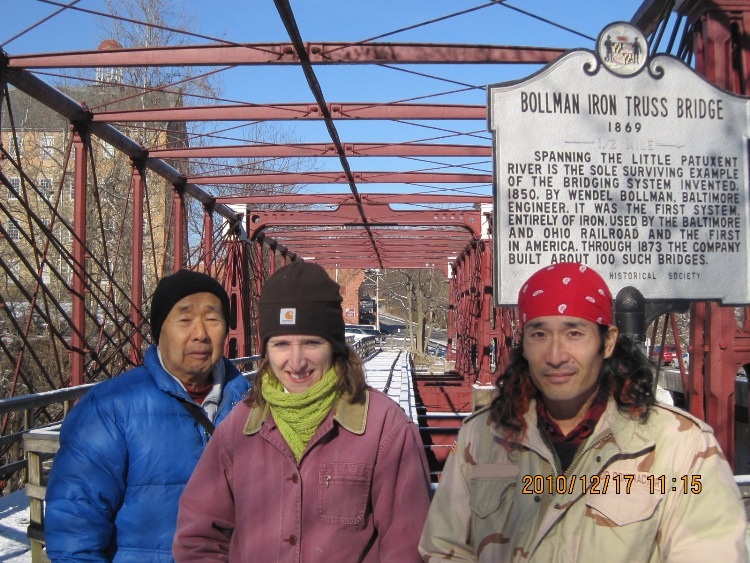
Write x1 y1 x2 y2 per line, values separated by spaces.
521 474 702 495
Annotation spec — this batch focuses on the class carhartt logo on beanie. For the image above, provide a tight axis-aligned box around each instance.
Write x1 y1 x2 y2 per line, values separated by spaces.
258 261 347 356
280 308 296 324
150 269 231 344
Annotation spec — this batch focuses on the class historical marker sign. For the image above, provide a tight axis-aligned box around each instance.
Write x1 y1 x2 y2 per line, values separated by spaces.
490 22 750 305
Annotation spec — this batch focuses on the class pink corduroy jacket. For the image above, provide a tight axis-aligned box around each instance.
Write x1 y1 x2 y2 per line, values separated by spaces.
173 388 432 562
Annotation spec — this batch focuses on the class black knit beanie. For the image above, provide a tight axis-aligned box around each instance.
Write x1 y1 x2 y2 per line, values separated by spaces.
151 269 231 344
258 261 347 356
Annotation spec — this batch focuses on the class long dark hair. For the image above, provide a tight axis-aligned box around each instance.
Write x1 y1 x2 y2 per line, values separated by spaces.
489 327 656 437
246 346 368 407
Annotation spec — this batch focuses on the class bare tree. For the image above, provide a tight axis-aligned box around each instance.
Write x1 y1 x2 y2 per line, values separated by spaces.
386 269 448 355
99 0 220 103
98 1 310 265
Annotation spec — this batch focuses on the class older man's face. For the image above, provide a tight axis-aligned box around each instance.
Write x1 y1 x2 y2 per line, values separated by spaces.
158 292 226 388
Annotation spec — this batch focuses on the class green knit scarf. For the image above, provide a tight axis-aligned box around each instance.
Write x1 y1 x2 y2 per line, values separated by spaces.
261 367 339 461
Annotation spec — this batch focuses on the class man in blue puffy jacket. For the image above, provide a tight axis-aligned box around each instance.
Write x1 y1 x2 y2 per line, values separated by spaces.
45 270 252 562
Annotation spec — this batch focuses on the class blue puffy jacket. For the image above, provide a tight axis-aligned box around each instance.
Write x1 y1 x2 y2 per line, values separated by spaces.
44 345 252 562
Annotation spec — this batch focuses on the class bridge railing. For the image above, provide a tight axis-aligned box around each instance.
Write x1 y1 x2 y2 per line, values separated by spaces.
0 355 263 485
350 335 381 360
0 384 95 482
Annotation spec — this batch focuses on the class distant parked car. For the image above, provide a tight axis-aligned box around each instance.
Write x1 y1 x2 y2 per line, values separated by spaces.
359 327 382 337
650 344 679 367
345 326 382 343
427 342 447 358
347 324 377 331
345 327 370 342
680 351 689 368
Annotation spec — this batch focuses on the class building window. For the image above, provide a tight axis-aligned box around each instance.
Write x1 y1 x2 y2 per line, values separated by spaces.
38 178 53 201
101 141 115 160
59 261 72 285
7 177 20 201
56 224 73 244
96 66 123 84
40 134 55 159
7 138 22 160
7 223 19 241
99 276 111 292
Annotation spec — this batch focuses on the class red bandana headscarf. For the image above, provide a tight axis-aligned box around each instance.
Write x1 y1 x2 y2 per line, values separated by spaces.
517 262 613 330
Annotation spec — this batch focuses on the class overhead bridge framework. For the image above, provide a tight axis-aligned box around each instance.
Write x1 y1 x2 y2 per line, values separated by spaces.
0 0 748 470
232 194 491 274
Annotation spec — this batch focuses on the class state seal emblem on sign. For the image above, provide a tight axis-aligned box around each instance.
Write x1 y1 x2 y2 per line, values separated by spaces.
597 22 648 76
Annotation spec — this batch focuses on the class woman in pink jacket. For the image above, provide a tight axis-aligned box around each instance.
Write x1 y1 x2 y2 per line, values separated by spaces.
173 261 431 562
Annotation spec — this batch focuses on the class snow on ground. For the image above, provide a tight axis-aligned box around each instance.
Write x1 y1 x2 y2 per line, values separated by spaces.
0 489 32 562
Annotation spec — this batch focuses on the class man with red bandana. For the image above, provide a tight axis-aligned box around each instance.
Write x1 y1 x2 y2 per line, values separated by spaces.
419 262 748 562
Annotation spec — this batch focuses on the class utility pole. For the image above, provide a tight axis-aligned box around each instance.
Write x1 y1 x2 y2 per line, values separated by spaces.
375 269 380 332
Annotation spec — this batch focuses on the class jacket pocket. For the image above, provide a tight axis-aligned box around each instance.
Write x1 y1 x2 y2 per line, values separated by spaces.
468 464 518 518
585 481 664 525
318 462 373 525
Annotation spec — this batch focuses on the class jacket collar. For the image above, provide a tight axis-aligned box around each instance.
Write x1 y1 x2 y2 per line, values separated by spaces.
144 344 190 399
597 397 654 454
144 344 242 404
244 389 370 436
509 397 654 457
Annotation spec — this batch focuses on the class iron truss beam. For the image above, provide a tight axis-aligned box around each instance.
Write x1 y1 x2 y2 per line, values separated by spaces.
258 228 469 258
200 171 492 185
264 227 470 236
219 194 492 205
90 103 486 123
247 210 483 235
242 194 491 240
267 229 467 240
277 246 462 256
7 42 566 68
271 239 463 251
246 194 489 266
631 0 676 37
309 258 454 271
149 143 492 158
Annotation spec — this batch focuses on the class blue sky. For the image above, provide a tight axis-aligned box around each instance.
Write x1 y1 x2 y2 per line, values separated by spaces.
4 2 647 50
3 1 649 100
1 1 654 195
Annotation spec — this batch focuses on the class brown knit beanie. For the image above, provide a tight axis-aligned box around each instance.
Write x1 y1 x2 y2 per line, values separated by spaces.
151 269 230 344
258 261 347 356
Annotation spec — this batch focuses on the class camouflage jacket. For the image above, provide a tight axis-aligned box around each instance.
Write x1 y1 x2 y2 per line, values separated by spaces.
419 398 748 562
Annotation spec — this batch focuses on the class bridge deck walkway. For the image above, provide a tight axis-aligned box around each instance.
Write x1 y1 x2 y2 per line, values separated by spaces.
363 348 419 424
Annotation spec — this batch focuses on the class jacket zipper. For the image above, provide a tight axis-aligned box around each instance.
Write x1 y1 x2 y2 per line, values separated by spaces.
564 432 613 478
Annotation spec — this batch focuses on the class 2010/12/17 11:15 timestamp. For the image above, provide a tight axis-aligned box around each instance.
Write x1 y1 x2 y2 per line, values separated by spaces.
520 474 702 495
649 475 702 494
